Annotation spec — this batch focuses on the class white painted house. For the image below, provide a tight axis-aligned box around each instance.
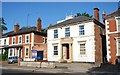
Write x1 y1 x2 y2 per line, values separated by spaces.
0 35 9 54
47 8 106 64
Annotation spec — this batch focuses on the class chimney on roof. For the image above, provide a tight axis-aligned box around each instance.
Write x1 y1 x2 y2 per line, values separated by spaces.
94 8 99 21
102 11 106 24
36 17 42 31
14 23 20 32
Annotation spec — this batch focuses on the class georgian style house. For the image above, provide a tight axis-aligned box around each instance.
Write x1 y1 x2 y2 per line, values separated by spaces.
1 18 47 61
105 8 120 64
47 8 106 65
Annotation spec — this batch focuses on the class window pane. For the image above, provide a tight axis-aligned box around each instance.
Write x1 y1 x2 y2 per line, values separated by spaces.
26 48 29 56
80 43 86 55
54 46 58 55
65 27 70 37
54 30 58 38
79 25 85 35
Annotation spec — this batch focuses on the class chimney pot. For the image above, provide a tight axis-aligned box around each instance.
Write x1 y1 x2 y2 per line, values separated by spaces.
94 8 99 21
36 17 42 31
14 23 20 32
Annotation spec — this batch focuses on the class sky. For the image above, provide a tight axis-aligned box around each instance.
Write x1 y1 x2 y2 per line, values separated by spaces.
2 2 119 33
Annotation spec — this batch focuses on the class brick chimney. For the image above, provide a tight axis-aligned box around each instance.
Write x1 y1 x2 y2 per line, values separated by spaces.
36 17 42 31
102 11 106 24
94 8 99 21
14 23 19 32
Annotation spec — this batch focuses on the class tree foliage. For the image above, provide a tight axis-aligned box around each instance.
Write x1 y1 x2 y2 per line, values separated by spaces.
74 12 93 18
0 18 7 31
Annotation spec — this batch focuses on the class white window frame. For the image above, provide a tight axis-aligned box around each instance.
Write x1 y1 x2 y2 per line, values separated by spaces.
18 35 22 44
52 44 58 56
4 39 6 45
12 37 16 44
54 29 58 38
65 27 70 37
25 46 29 57
79 41 86 55
9 48 13 56
115 16 120 32
116 37 120 56
79 25 85 35
25 34 30 44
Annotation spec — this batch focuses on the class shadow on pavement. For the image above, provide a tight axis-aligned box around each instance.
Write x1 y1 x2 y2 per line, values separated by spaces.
87 64 120 75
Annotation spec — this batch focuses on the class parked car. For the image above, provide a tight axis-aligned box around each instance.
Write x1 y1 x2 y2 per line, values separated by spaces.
8 56 18 64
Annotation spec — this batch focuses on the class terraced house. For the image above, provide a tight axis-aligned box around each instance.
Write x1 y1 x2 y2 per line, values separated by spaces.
1 18 47 61
47 8 106 65
105 8 120 64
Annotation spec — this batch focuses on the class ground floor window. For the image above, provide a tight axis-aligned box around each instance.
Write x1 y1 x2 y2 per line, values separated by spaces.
53 46 58 55
80 42 86 55
117 38 120 56
25 47 29 57
10 49 12 56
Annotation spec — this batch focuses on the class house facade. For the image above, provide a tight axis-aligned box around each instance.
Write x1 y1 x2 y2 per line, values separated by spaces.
1 18 47 61
47 8 106 64
105 9 120 64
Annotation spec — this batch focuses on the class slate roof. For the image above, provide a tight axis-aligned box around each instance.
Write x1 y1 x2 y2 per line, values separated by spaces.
105 8 120 19
48 16 92 29
48 16 105 29
2 26 47 37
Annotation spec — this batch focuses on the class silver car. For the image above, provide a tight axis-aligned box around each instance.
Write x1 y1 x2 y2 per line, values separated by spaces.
8 56 18 64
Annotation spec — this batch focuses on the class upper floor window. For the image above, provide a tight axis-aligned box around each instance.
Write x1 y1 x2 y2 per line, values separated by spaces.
79 25 85 35
54 29 58 38
12 37 15 44
25 34 30 43
80 42 86 55
53 46 58 55
65 27 70 37
118 18 120 32
18 36 22 44
4 39 6 45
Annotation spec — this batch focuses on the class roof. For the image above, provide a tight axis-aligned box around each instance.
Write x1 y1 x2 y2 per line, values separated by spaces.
105 8 120 19
48 16 105 29
48 16 92 29
2 26 47 37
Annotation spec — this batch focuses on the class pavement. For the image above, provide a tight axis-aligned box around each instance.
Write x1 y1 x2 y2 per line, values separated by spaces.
1 61 120 74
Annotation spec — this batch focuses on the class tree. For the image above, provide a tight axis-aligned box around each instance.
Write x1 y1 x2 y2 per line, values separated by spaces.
0 18 7 31
75 12 93 18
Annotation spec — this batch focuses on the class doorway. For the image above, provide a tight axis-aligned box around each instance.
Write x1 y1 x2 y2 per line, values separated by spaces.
62 44 69 60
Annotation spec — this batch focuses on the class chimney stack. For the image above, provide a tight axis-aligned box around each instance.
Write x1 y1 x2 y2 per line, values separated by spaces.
94 8 99 21
14 23 19 32
36 17 42 31
102 11 106 24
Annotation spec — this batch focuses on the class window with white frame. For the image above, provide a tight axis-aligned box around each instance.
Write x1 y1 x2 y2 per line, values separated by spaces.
65 27 70 37
80 42 86 55
117 38 120 56
10 49 12 56
18 36 22 44
53 46 58 55
25 35 30 43
0 40 1 46
54 29 58 38
12 37 15 44
4 39 6 45
79 25 85 35
118 18 120 32
25 47 29 57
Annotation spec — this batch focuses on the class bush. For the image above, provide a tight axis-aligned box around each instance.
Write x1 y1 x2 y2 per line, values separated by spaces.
2 51 8 61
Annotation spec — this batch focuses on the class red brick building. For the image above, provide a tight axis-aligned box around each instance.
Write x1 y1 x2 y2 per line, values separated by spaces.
2 18 47 61
105 9 120 64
